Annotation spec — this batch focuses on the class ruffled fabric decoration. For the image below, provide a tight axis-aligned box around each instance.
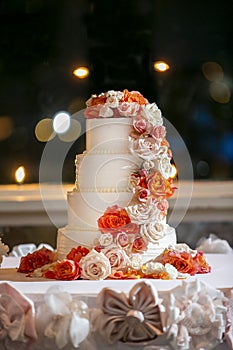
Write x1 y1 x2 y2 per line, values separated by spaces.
0 282 37 350
196 233 233 254
92 281 163 344
162 280 229 350
36 286 90 349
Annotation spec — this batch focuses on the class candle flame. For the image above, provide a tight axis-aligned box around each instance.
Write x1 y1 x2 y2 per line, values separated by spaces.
15 166 26 184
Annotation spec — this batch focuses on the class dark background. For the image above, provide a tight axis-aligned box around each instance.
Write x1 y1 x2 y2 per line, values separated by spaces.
0 0 233 184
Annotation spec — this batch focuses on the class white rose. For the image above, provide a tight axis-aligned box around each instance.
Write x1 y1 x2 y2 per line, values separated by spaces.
140 222 166 243
99 104 114 118
99 233 113 247
126 201 160 224
106 95 119 108
158 154 174 179
129 135 160 161
80 249 111 280
141 103 163 126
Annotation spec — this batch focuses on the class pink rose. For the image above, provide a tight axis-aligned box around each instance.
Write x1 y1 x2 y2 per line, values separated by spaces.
116 232 129 247
151 125 166 139
117 102 140 117
138 188 150 202
84 105 102 119
132 237 148 252
132 116 148 134
102 245 129 270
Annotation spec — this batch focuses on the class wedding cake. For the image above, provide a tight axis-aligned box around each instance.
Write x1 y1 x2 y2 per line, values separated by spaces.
57 89 177 268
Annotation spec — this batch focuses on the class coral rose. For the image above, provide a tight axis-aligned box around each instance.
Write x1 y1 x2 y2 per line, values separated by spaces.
155 250 198 275
98 205 131 233
122 89 148 105
17 247 55 273
147 171 176 200
66 246 90 263
43 259 81 280
193 251 211 273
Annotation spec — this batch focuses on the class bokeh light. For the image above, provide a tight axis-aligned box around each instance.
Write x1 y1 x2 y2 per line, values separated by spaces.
209 81 231 104
202 61 224 82
73 66 90 79
153 61 170 72
196 160 210 177
0 116 14 141
58 119 82 142
53 111 71 134
35 118 55 142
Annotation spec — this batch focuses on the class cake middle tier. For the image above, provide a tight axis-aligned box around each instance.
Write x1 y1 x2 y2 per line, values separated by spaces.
75 153 141 190
67 190 134 229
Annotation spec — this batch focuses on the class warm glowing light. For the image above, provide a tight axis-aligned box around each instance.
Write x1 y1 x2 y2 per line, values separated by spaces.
15 166 26 184
170 164 178 179
58 119 82 142
35 118 55 142
209 82 231 104
73 66 89 79
202 61 224 82
153 61 170 72
53 112 71 134
0 116 14 141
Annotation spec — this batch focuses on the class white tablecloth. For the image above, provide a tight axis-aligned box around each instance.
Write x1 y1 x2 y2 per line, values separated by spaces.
1 254 233 295
1 254 233 350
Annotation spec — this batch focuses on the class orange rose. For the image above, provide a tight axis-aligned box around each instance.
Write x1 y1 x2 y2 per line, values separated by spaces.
17 247 55 273
66 246 90 263
155 250 197 275
98 205 131 233
122 89 148 105
147 171 176 200
193 251 211 274
89 95 107 106
43 259 81 280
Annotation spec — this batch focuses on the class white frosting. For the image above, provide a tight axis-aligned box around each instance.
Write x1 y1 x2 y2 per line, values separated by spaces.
67 190 134 229
75 153 141 191
86 118 133 153
57 227 100 259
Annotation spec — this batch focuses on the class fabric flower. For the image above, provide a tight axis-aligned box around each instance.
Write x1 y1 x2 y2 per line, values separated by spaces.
0 282 37 348
36 286 89 349
164 280 229 350
79 249 111 280
92 281 163 344
17 246 55 273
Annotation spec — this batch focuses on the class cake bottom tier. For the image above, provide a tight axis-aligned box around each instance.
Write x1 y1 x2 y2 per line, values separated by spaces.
57 224 176 263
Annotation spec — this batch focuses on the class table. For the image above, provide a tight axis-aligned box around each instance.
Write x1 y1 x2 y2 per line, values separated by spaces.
1 255 233 350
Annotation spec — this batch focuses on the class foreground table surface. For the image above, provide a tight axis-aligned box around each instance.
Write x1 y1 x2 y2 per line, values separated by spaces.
1 253 233 295
0 254 232 350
